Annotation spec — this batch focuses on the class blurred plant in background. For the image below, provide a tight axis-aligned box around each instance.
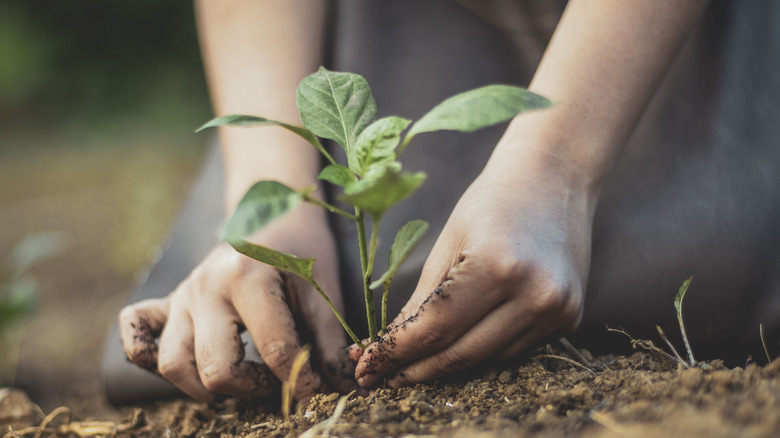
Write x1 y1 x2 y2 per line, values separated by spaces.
0 232 68 386
0 0 211 154
0 0 213 276
0 0 213 401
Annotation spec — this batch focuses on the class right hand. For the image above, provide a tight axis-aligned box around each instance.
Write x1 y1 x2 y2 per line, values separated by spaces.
119 203 351 402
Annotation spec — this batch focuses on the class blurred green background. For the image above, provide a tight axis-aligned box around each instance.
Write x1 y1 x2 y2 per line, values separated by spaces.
0 0 213 412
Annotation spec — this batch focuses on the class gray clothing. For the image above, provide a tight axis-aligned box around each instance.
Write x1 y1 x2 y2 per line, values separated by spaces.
328 0 780 361
102 0 780 404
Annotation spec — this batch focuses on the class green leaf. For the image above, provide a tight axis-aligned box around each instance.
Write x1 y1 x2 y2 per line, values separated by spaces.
230 240 316 284
195 114 336 165
341 167 426 219
317 164 356 187
405 85 552 142
351 116 411 177
674 276 692 314
0 277 37 330
222 181 300 243
296 67 377 155
370 220 429 289
5 231 68 279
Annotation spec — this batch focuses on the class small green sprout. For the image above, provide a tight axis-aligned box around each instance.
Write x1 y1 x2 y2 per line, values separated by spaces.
0 232 67 384
674 276 695 365
198 67 551 347
655 276 696 368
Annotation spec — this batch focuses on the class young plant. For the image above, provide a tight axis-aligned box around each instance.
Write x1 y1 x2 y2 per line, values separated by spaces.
0 232 67 385
655 276 696 368
198 67 551 348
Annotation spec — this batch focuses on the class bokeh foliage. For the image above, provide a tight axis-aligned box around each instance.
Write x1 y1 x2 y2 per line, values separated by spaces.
0 0 211 151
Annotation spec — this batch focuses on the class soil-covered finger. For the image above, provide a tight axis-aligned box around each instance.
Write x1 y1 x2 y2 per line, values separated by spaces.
191 298 281 398
157 301 214 402
386 304 535 388
355 269 501 388
118 298 169 371
232 269 323 401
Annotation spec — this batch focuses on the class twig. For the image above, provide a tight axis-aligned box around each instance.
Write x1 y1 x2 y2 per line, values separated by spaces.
656 325 689 368
558 337 597 371
534 354 595 374
607 326 678 369
760 323 773 363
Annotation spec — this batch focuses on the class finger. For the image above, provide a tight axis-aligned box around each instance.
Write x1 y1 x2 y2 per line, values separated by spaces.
118 298 169 370
385 304 535 388
355 253 506 387
347 341 368 363
232 267 322 401
157 295 214 402
288 252 354 392
191 298 277 398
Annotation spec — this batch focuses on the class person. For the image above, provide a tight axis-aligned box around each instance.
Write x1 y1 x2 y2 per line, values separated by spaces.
108 0 780 404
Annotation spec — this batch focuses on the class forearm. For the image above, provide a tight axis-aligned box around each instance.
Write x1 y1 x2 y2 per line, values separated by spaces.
195 0 327 213
492 0 709 199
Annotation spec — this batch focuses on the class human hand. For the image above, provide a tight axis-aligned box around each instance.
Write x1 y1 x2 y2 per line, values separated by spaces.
349 156 592 388
119 204 352 402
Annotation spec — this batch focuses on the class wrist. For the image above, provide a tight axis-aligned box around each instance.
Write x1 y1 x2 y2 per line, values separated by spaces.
487 108 621 203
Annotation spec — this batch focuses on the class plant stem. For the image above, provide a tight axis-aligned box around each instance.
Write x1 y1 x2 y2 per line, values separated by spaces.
310 279 364 349
355 210 377 343
395 133 415 158
381 282 390 331
364 219 381 333
676 308 696 365
302 193 357 220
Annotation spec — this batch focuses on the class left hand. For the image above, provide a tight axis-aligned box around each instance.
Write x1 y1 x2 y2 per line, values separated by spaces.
349 152 593 388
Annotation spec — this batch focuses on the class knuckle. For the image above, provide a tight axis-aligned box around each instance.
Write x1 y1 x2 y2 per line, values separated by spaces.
529 275 569 314
435 347 475 375
118 305 138 326
560 290 584 332
417 328 450 352
260 341 299 372
157 356 189 382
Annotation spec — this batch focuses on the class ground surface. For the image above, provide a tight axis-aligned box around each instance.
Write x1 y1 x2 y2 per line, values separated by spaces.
1 132 779 438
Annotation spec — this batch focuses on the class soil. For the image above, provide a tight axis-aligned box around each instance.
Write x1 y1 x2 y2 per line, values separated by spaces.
2 146 780 437
4 344 780 437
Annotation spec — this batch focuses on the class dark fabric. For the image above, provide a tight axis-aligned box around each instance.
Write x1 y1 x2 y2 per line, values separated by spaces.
103 0 780 404
327 0 780 361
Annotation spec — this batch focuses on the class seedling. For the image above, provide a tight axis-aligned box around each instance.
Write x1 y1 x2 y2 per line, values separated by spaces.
655 276 696 368
0 232 67 384
198 67 551 348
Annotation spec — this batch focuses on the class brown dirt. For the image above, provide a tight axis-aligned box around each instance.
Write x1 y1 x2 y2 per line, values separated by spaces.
6 344 780 437
2 144 780 438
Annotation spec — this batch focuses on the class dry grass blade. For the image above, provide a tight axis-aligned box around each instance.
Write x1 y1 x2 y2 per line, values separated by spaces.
607 326 678 369
2 405 120 438
534 354 596 374
656 325 689 368
558 337 597 371
760 323 772 363
282 344 312 421
299 390 356 438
